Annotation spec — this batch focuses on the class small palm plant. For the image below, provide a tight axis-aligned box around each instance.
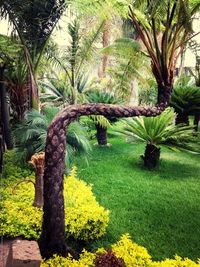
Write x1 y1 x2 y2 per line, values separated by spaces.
116 108 200 169
13 106 91 166
86 89 124 145
170 84 200 126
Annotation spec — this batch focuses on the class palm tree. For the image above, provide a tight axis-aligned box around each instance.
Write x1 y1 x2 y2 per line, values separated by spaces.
39 0 200 259
170 83 200 125
50 18 104 104
188 38 200 130
129 0 200 105
115 108 199 169
86 89 124 145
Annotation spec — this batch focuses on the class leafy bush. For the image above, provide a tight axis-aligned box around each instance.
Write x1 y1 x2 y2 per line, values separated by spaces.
41 234 200 267
2 150 32 181
0 167 109 241
13 106 91 165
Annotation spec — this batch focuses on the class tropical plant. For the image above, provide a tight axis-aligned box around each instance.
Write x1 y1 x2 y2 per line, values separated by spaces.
170 78 200 125
13 106 91 166
49 18 104 104
0 0 66 111
187 38 200 130
86 89 124 145
138 78 157 105
115 108 200 169
103 37 149 101
129 0 200 105
39 0 200 258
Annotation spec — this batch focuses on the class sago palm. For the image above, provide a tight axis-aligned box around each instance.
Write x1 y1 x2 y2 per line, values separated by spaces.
170 83 200 125
86 89 124 145
13 106 91 166
116 108 200 169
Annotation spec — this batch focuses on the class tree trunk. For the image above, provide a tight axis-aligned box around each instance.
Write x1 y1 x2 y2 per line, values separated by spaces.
175 112 189 125
157 84 172 107
39 103 166 259
98 20 111 78
33 166 44 208
0 124 5 173
95 124 107 145
193 114 200 132
142 144 160 169
30 153 45 208
0 66 12 149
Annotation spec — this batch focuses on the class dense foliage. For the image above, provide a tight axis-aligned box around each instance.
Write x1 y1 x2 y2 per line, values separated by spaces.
0 167 109 240
13 106 91 164
41 234 200 267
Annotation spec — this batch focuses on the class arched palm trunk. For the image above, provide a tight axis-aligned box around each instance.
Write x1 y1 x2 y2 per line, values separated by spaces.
39 103 166 259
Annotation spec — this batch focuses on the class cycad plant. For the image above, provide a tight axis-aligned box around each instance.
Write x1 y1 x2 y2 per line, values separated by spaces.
86 89 124 145
170 76 200 128
13 106 91 166
170 83 200 125
116 108 199 169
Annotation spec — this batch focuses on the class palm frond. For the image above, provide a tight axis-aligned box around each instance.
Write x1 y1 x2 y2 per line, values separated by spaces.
13 106 91 163
114 107 200 153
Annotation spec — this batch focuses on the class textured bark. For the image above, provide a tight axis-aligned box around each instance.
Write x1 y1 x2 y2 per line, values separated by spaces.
142 143 160 169
0 66 12 149
175 113 189 125
95 124 107 145
157 84 172 106
40 103 166 258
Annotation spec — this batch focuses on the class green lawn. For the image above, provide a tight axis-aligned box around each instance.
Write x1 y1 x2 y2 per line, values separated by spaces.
74 136 200 261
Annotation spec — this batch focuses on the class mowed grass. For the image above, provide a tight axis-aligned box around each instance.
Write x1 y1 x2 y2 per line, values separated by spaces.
74 136 200 261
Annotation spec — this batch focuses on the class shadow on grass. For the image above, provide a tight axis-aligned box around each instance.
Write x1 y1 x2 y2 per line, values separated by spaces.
126 154 200 181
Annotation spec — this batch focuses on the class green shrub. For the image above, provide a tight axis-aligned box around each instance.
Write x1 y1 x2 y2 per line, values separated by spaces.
2 150 32 181
0 167 109 241
41 234 200 267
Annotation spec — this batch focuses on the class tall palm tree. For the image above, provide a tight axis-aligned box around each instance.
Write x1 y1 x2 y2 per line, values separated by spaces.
129 0 200 105
39 0 200 258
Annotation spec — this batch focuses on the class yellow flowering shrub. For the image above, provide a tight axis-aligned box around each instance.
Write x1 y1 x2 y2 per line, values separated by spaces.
64 168 109 240
41 235 200 267
41 250 95 267
0 167 109 240
112 234 152 267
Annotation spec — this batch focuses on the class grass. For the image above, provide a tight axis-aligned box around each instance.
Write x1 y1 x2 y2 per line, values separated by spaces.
74 135 200 261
